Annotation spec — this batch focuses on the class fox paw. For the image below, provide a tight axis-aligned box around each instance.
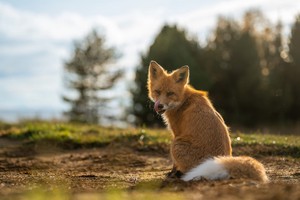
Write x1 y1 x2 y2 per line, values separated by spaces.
166 170 183 179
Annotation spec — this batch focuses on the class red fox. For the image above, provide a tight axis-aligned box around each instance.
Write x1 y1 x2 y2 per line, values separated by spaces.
147 61 268 182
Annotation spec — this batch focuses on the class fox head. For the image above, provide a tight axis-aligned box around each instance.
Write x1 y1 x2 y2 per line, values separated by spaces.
147 60 189 114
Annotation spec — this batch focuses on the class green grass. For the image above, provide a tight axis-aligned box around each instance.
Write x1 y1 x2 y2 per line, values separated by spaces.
0 121 300 150
0 121 171 149
231 131 300 147
21 187 184 200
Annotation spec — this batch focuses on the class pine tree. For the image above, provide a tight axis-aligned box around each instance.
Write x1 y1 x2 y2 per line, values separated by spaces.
63 30 122 124
263 22 290 122
206 14 265 126
205 17 241 122
287 14 300 120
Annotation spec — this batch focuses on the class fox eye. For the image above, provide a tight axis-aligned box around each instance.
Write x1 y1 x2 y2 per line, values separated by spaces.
154 90 161 95
167 91 175 97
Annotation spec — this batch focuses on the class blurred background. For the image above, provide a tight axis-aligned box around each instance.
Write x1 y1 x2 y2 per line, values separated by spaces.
0 0 300 129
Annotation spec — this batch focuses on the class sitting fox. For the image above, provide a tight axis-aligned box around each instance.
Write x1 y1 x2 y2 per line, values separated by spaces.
147 61 268 182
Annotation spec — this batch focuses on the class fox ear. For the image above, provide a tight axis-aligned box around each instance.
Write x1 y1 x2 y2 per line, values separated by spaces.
172 65 189 85
148 60 165 80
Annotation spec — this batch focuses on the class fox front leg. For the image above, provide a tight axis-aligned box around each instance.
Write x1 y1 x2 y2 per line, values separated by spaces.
171 139 199 173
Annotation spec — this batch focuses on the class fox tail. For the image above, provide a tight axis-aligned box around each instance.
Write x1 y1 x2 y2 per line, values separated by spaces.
181 156 268 182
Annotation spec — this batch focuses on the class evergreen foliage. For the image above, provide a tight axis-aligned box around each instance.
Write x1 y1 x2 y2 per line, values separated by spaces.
63 30 122 124
131 11 300 127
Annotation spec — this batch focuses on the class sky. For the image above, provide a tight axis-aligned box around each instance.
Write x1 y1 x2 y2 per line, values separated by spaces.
0 0 299 122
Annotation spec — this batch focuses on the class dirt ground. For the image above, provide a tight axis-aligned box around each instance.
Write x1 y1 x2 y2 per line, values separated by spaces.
0 137 300 200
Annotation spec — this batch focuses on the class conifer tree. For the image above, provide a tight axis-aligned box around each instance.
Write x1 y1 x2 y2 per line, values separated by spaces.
63 30 122 124
287 14 300 120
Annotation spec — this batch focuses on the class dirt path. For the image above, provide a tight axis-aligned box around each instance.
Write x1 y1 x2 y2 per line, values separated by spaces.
0 138 300 199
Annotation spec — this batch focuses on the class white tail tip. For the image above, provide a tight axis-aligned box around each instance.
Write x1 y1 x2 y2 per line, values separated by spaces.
181 158 229 181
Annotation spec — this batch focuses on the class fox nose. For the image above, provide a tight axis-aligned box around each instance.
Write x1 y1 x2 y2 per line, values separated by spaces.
154 100 165 113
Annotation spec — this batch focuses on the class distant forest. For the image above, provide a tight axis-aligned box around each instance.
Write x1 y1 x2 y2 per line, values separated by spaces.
132 10 300 127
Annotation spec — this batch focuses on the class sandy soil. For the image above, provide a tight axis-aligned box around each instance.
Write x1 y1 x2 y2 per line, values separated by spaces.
0 138 299 199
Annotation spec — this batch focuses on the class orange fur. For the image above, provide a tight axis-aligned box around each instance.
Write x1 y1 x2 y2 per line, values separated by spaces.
147 61 268 182
215 156 268 182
